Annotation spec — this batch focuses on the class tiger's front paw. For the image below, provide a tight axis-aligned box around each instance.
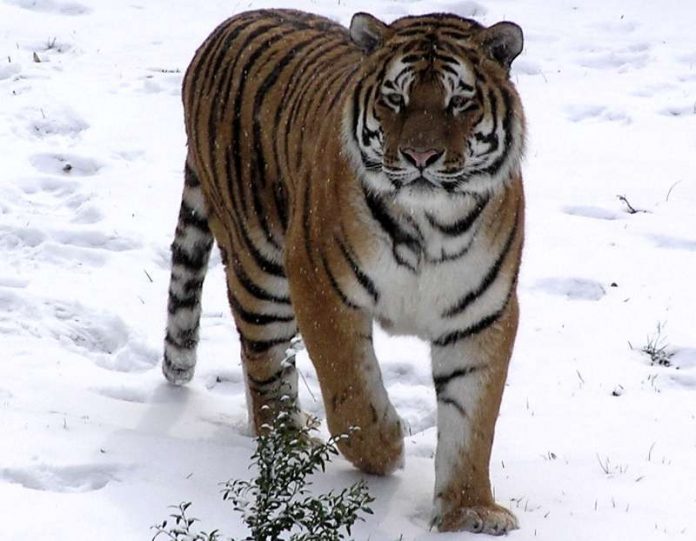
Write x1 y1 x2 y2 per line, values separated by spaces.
338 413 405 475
432 499 518 536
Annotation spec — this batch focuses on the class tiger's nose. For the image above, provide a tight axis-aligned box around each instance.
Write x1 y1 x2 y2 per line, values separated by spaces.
400 147 444 169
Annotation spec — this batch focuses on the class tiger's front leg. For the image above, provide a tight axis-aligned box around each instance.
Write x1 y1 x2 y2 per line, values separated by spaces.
286 248 404 476
430 295 520 535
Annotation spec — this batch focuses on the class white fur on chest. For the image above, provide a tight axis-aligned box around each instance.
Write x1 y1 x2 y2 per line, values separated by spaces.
366 214 498 340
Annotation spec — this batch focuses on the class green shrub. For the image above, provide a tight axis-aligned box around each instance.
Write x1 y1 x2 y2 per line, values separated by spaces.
153 398 374 541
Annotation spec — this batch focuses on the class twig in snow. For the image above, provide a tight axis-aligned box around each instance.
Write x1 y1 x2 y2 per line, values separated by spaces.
596 453 628 476
632 322 674 367
665 180 682 202
576 369 585 385
617 194 648 214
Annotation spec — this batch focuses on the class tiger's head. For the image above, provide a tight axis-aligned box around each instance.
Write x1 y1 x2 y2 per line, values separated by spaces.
344 12 525 209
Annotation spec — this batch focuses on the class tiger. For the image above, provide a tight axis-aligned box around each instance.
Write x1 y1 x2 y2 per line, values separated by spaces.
162 8 525 535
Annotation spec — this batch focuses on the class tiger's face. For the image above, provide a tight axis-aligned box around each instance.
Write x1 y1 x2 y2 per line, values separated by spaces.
345 13 525 208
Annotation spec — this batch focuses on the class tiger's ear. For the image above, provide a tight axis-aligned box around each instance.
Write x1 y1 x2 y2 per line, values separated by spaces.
479 22 524 71
350 12 389 54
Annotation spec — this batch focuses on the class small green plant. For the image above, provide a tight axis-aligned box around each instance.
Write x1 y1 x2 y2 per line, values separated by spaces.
152 502 220 541
153 398 374 541
631 322 674 367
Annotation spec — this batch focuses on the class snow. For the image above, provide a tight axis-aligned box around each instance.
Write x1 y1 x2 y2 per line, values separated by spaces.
1 0 695 539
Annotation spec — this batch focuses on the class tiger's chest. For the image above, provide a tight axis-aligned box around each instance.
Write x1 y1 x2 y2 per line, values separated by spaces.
361 207 497 340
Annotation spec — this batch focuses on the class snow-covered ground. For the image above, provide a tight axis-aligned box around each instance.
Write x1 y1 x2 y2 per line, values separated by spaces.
1 0 695 539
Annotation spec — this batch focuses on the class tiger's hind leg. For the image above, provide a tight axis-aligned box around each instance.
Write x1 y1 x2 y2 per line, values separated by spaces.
162 161 213 385
213 237 304 433
240 331 305 433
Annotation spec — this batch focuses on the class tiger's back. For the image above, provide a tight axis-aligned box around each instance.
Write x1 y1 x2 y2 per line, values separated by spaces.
164 9 526 536
183 10 360 254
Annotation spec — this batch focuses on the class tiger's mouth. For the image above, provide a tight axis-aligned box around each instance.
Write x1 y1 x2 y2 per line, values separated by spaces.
409 174 440 187
403 176 438 193
383 168 465 193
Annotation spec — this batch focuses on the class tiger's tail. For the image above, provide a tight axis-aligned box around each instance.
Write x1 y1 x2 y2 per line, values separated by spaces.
162 161 214 385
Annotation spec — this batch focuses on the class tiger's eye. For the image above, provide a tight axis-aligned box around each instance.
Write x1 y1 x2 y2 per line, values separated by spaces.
384 93 404 110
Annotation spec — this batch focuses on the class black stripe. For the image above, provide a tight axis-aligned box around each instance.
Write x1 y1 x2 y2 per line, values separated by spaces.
427 195 488 237
440 64 459 77
360 149 383 172
221 21 284 222
228 26 286 224
363 189 409 245
432 51 460 64
247 36 323 251
398 16 483 29
228 291 294 326
222 151 286 277
241 333 297 354
231 257 291 305
478 88 516 177
400 53 425 64
207 20 271 143
438 396 466 417
184 161 201 188
458 81 475 93
195 22 287 279
188 20 228 88
394 66 412 88
433 309 504 347
171 240 212 271
363 189 421 270
426 232 478 264
284 39 342 131
217 17 285 118
188 16 250 119
167 292 198 314
336 236 380 303
399 48 460 67
440 29 474 40
293 49 352 168
325 64 359 112
282 42 355 167
179 164 210 234
472 89 499 155
442 203 520 318
433 365 482 394
433 280 516 348
178 200 210 233
301 177 316 267
165 330 197 351
247 370 282 388
391 28 432 38
272 37 346 173
181 277 204 295
162 360 193 379
320 252 359 310
273 181 288 232
350 79 364 152
360 85 375 147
